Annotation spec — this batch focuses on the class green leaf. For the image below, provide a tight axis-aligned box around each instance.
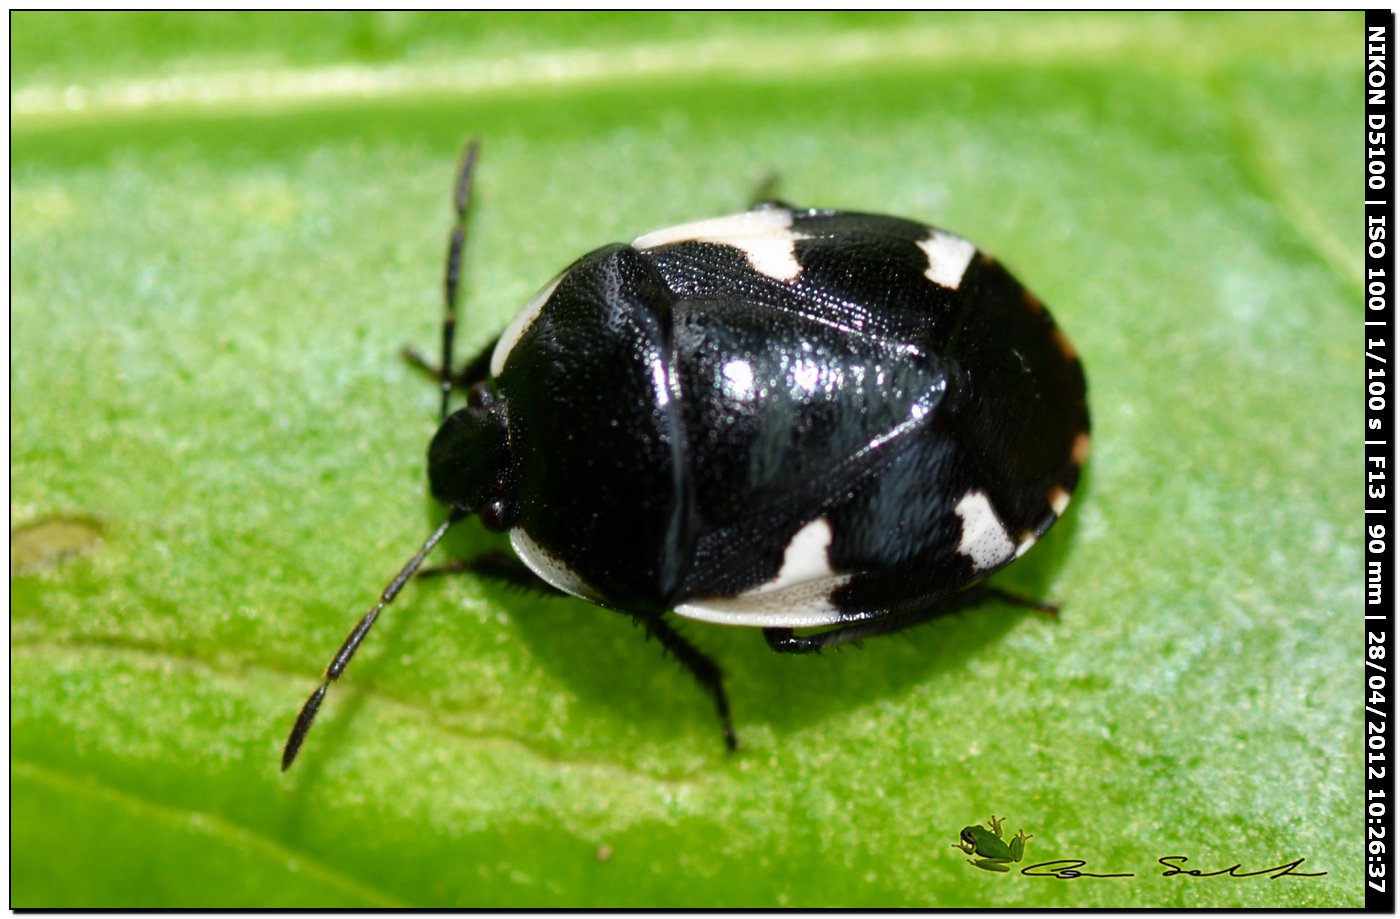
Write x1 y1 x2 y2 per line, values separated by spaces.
12 11 1361 907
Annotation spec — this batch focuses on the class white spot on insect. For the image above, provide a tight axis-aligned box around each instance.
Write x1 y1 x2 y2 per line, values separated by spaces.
672 517 852 627
767 517 836 590
1048 485 1072 516
742 243 802 282
510 528 597 602
954 490 1016 571
673 577 851 628
633 208 805 282
1014 533 1037 558
917 229 976 289
1071 431 1091 465
490 272 563 377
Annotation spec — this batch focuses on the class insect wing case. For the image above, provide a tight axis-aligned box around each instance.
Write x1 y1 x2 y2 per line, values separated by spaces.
646 210 1086 621
493 209 1088 624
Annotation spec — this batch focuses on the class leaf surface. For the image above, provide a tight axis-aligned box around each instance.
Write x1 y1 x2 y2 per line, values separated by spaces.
12 12 1361 907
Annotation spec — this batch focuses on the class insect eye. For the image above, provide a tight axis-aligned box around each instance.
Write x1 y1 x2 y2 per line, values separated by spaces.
480 499 510 531
467 381 495 408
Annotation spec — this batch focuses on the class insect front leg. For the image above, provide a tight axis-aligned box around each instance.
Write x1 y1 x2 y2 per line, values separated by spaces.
403 336 498 401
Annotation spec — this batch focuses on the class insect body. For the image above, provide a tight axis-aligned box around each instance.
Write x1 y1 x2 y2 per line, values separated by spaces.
282 143 1089 768
956 816 1033 872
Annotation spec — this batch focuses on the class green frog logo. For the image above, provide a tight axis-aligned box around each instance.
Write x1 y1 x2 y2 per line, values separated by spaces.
954 815 1032 873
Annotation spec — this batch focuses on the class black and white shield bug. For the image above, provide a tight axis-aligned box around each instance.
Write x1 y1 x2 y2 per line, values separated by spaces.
281 142 1089 768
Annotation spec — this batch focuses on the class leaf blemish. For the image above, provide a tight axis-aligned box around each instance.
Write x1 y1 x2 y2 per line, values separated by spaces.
11 515 104 575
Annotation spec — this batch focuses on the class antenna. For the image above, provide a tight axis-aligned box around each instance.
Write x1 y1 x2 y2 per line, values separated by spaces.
438 140 481 420
282 510 464 770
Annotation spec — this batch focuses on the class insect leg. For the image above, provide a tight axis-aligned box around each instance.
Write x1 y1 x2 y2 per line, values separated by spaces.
402 334 497 394
747 170 797 211
639 615 738 751
419 563 736 748
762 585 1056 654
